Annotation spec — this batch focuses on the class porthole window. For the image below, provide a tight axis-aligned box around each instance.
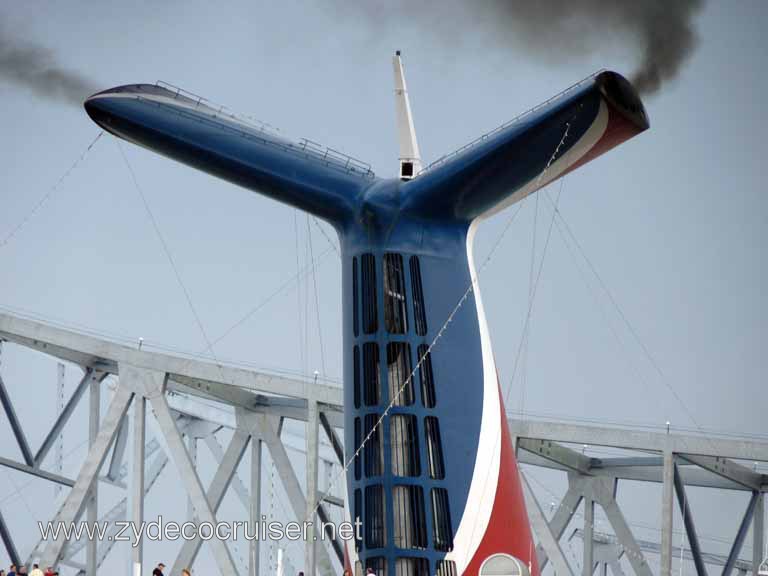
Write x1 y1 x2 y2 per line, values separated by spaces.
479 554 530 576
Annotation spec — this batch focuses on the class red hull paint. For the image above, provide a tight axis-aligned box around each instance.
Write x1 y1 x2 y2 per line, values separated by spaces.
463 385 539 576
562 102 645 180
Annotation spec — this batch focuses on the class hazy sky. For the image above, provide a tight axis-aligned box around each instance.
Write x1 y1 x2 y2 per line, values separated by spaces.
0 1 766 574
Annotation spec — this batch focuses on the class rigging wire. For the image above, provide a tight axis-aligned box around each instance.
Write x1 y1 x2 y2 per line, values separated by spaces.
546 203 655 401
0 131 103 251
304 213 311 376
503 175 566 408
540 189 715 442
1 131 338 385
0 459 37 520
0 231 338 383
520 187 541 419
311 216 340 255
307 214 327 376
294 210 306 374
116 141 221 369
191 244 336 362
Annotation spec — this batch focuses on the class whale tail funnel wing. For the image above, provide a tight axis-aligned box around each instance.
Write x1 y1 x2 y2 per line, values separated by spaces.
402 70 649 221
84 83 375 225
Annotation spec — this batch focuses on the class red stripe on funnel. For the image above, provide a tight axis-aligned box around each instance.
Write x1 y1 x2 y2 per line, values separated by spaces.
463 385 539 575
561 100 645 179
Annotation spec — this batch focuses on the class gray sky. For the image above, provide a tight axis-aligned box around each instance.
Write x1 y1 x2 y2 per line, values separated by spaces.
0 1 766 574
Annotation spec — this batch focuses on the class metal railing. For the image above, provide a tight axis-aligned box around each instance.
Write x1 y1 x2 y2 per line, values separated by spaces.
157 81 282 136
294 138 374 178
419 70 605 175
152 81 375 179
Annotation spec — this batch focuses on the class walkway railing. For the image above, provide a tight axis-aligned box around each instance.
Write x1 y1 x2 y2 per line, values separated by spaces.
157 80 282 136
419 69 605 175
155 81 375 179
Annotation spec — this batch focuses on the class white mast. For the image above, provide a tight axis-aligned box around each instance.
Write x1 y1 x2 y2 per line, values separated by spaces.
393 50 422 180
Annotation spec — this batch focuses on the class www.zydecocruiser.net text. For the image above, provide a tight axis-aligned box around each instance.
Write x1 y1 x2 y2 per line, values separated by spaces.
39 516 362 546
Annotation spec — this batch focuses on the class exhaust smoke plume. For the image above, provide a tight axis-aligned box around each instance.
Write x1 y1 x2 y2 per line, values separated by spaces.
0 28 97 107
340 0 704 95
490 0 704 95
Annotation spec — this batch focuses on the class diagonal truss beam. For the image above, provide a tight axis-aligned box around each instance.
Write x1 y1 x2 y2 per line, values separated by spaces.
0 373 34 466
317 501 345 562
258 414 336 572
148 386 239 575
722 491 759 576
57 423 188 564
522 473 574 575
536 479 583 570
673 463 708 576
172 429 251 572
533 473 653 576
594 480 654 576
204 434 251 510
106 414 129 482
0 508 21 567
319 410 344 465
34 369 98 467
39 383 134 567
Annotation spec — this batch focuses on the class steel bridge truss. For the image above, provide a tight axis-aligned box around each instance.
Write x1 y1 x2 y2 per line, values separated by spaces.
512 422 767 576
0 311 766 576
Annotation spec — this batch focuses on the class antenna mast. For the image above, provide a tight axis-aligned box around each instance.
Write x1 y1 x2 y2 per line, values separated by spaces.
393 50 422 180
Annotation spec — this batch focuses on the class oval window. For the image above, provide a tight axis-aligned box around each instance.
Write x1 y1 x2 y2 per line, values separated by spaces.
479 553 530 576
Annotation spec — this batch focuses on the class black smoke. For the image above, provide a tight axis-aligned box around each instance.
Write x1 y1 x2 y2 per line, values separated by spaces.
338 0 704 95
0 27 97 107
489 0 704 95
